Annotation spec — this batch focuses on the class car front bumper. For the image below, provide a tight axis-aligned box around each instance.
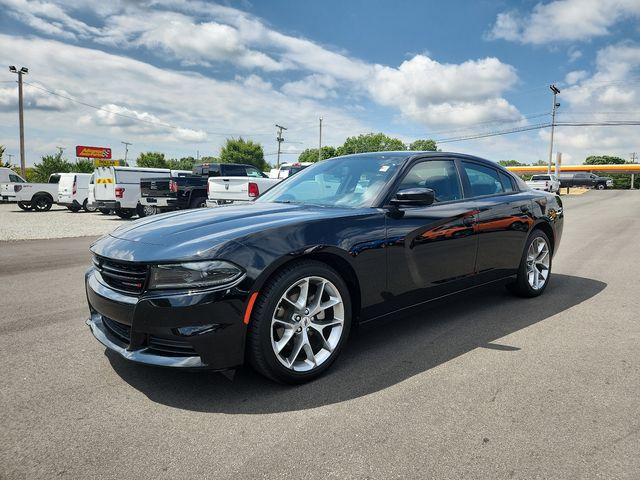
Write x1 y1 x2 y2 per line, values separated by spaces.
85 268 248 370
1 194 17 202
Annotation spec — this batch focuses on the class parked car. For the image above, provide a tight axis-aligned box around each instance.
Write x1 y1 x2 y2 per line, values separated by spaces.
559 172 613 190
57 173 96 212
268 162 312 179
526 174 560 193
86 152 563 384
206 164 280 206
1 173 61 211
139 163 260 215
93 166 191 219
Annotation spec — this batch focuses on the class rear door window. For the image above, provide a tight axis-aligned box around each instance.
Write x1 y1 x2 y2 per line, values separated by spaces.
462 162 505 197
48 174 61 184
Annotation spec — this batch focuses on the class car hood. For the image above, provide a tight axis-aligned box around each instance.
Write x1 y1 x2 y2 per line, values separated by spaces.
91 202 371 262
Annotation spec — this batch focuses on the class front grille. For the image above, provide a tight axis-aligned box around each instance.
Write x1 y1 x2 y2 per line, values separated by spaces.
103 317 131 344
148 335 197 356
93 256 148 294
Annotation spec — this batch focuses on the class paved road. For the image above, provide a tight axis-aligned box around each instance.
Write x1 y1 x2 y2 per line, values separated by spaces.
1 191 639 479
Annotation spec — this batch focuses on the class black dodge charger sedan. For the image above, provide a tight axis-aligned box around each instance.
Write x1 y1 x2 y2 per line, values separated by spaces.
86 152 563 383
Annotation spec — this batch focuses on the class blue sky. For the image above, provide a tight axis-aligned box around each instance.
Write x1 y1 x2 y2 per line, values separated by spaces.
1 0 639 166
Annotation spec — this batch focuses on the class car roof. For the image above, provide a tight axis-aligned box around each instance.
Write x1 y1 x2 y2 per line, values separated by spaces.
332 151 510 171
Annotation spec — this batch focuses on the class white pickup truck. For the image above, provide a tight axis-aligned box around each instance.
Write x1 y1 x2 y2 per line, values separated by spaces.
526 174 560 194
206 164 280 207
1 173 62 211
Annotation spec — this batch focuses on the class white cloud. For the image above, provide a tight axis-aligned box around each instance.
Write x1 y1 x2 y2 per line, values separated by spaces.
281 75 338 99
568 47 583 63
565 70 588 85
488 0 640 45
368 55 521 126
0 82 73 111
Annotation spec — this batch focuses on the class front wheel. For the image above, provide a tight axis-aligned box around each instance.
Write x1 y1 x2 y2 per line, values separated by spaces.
99 208 111 215
511 230 552 297
189 195 207 209
83 200 97 213
17 202 32 211
596 183 606 190
247 260 352 384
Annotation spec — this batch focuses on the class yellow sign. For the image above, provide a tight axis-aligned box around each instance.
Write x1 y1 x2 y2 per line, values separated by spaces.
95 178 114 183
94 159 120 167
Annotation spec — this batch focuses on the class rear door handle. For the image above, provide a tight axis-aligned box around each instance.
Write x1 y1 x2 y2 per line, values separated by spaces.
463 216 476 226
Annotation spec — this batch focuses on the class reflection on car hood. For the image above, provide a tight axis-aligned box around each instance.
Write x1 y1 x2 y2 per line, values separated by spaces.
108 202 367 247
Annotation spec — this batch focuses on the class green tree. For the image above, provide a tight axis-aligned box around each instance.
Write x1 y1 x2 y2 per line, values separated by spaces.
408 139 438 151
167 156 197 171
0 144 6 167
336 133 406 156
136 152 167 168
31 152 73 182
74 159 97 173
497 160 527 167
297 146 337 163
219 138 268 171
584 155 626 165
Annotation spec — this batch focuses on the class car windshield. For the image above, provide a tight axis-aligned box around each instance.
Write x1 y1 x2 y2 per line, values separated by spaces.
257 155 406 208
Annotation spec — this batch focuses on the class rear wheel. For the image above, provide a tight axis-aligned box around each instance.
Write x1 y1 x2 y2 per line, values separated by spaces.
32 194 53 212
17 202 32 211
83 199 97 213
115 209 135 219
99 208 111 215
247 260 352 384
189 195 207 209
68 204 81 212
511 230 552 297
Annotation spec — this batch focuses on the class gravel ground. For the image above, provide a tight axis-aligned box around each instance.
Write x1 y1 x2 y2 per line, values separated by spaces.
0 203 129 241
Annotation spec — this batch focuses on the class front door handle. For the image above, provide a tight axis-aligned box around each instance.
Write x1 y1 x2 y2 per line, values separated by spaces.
463 216 476 227
520 204 530 213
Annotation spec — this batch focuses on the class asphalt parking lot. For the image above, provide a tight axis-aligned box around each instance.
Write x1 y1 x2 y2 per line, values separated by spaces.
1 190 639 479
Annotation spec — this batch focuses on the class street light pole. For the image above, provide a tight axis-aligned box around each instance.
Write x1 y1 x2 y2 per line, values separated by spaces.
548 84 560 175
9 66 28 177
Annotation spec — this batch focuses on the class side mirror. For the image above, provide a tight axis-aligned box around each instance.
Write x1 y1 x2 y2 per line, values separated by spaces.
390 188 435 206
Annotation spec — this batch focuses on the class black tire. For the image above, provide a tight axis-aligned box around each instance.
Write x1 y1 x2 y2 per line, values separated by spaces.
115 209 135 219
189 195 207 209
247 260 352 384
99 208 111 215
17 202 32 211
510 229 552 298
32 194 53 212
68 205 81 213
596 183 606 190
83 199 97 213
138 204 157 217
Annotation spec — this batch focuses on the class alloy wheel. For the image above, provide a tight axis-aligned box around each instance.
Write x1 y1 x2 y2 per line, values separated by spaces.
526 237 550 290
270 276 345 372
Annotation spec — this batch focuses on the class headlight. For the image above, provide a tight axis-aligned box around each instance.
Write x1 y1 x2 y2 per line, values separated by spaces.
149 260 243 290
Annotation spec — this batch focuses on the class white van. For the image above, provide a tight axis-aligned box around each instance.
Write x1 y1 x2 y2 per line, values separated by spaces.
57 173 95 212
93 166 190 219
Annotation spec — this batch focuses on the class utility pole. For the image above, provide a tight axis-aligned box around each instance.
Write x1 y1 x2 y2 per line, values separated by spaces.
548 84 561 174
318 116 323 162
121 141 132 166
631 152 637 190
9 66 28 177
275 124 287 168
6 153 15 165
56 146 65 156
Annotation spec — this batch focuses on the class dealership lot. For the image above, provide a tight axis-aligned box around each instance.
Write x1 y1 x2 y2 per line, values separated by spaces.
1 190 639 479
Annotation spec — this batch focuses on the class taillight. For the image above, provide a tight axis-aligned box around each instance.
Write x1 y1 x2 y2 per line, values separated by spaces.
169 180 178 193
72 181 77 195
248 182 259 198
115 187 125 198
